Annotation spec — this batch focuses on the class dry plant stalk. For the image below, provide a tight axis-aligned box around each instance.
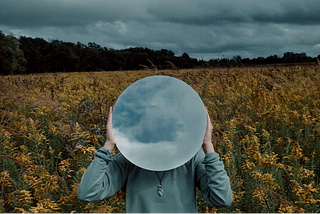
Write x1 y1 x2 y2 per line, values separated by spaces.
0 65 319 213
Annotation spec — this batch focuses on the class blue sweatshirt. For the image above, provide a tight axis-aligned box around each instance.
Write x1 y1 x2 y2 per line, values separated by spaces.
77 147 233 213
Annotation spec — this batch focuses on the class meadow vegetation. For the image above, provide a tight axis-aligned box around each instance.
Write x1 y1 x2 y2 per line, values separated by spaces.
0 65 320 212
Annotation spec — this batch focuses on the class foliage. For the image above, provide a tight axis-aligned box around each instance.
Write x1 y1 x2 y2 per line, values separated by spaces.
1 31 319 74
0 65 320 212
0 31 26 75
17 36 202 74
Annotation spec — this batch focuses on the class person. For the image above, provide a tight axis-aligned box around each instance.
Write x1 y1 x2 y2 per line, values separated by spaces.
77 106 233 213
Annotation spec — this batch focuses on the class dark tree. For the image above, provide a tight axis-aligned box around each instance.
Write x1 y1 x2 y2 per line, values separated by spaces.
0 31 26 74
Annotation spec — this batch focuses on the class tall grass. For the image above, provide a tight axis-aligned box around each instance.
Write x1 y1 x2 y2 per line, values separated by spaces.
0 65 320 212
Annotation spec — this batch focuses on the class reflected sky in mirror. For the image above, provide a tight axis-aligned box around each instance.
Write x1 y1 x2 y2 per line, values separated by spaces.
113 75 207 171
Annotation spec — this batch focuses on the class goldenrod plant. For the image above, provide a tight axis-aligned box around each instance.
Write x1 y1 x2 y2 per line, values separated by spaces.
0 65 319 212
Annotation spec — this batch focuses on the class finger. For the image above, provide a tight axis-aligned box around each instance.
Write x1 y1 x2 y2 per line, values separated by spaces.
107 106 113 127
206 110 210 122
109 106 114 115
206 113 213 131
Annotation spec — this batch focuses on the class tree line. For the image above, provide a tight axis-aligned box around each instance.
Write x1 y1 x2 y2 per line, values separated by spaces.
1 31 319 75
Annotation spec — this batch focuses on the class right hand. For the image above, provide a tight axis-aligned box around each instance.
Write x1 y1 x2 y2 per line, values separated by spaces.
103 105 115 152
202 107 215 154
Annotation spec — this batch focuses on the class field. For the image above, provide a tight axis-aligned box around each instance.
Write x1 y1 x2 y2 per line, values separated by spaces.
0 65 320 213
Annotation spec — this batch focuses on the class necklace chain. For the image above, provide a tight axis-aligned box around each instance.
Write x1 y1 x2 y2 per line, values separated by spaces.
155 171 166 185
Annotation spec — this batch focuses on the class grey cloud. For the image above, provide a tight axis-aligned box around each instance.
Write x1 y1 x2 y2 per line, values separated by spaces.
2 0 320 28
148 0 320 26
0 0 320 60
0 0 152 28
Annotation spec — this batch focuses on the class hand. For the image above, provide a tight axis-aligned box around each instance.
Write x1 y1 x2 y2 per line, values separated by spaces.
103 105 115 152
202 107 215 154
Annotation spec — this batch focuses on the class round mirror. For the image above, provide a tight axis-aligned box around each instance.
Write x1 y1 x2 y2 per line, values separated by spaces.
112 75 207 171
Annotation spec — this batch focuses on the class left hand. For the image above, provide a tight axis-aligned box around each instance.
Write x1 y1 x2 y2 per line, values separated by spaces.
202 107 215 154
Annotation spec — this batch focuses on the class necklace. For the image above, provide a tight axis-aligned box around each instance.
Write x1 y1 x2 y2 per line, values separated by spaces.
155 171 166 196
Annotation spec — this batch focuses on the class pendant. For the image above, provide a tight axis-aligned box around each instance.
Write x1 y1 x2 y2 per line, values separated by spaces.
157 184 163 196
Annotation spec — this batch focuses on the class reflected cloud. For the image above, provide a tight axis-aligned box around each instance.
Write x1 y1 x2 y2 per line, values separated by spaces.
113 76 207 171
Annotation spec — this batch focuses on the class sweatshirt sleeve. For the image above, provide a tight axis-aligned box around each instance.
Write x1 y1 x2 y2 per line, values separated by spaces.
195 151 233 207
77 147 129 202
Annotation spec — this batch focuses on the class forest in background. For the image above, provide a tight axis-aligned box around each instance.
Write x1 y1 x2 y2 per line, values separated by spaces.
0 30 319 75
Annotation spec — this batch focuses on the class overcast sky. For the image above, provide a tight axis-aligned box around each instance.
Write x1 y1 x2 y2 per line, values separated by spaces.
1 0 320 60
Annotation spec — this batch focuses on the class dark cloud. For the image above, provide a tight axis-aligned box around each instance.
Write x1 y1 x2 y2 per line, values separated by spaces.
2 0 320 28
0 0 320 60
0 0 151 27
148 0 320 25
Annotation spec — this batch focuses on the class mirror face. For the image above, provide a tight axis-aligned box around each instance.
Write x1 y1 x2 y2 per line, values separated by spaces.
113 75 207 171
